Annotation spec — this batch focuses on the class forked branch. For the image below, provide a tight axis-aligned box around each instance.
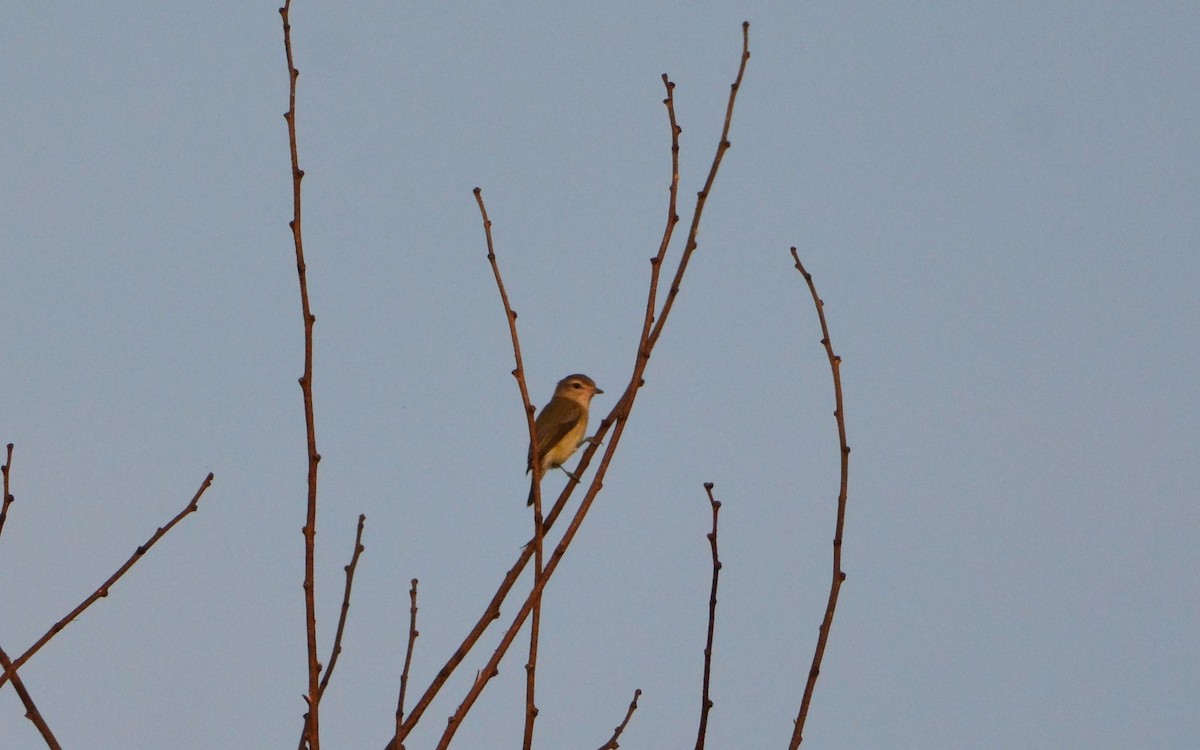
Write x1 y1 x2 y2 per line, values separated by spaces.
298 515 368 750
0 644 61 750
385 23 750 748
428 23 752 750
0 446 62 749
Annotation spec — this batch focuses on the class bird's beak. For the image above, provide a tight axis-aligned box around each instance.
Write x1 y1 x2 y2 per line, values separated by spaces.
594 387 604 394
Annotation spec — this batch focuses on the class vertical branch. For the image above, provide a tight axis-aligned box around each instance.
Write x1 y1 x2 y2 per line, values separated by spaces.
0 442 14 541
787 248 850 748
278 4 323 749
470 188 546 747
522 554 543 750
393 578 421 748
694 483 722 750
297 516 368 749
647 21 750 351
637 73 682 354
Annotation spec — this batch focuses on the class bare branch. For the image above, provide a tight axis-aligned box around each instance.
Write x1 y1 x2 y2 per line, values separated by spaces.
595 688 643 750
320 514 366 697
470 188 548 748
787 248 851 748
636 73 682 357
694 483 722 750
0 443 60 749
297 516 367 749
0 442 15 541
0 473 214 689
0 444 59 748
0 645 62 750
278 3 323 748
393 579 421 748
647 21 750 351
388 24 751 748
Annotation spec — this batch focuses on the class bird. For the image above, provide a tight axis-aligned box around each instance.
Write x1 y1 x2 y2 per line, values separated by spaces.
527 373 604 507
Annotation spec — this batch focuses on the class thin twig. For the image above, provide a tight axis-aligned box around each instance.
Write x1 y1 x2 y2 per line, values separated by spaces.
595 688 642 750
694 482 722 750
429 26 752 749
0 473 214 689
0 443 61 749
386 540 538 745
787 248 850 748
647 21 750 352
471 187 546 747
0 442 15 541
388 25 750 747
0 645 62 750
297 515 367 750
320 514 366 696
278 4 323 749
393 578 420 748
638 73 682 357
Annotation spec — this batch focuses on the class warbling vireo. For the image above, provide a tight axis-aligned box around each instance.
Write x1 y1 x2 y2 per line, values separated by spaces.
526 374 604 506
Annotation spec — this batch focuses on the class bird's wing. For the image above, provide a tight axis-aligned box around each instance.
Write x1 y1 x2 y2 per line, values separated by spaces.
527 398 584 471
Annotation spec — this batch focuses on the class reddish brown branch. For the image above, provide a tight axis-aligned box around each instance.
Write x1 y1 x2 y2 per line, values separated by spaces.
0 473 213 689
470 187 546 746
595 688 642 750
694 482 722 750
278 4 323 749
0 644 62 750
0 442 15 541
638 73 682 353
0 446 62 749
787 248 850 748
320 514 366 697
387 24 750 748
393 578 421 748
647 21 750 352
298 515 367 749
388 75 681 745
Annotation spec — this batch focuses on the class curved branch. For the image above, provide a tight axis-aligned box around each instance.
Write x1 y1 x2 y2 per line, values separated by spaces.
787 248 850 748
595 688 642 750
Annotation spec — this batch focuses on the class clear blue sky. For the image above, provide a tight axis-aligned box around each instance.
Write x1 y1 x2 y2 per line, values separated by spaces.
2 3 1197 748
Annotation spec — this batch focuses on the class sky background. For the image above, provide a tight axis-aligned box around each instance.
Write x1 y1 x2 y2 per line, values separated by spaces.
2 3 1198 749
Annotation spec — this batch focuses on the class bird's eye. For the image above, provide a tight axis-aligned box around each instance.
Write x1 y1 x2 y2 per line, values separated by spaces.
573 383 582 389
